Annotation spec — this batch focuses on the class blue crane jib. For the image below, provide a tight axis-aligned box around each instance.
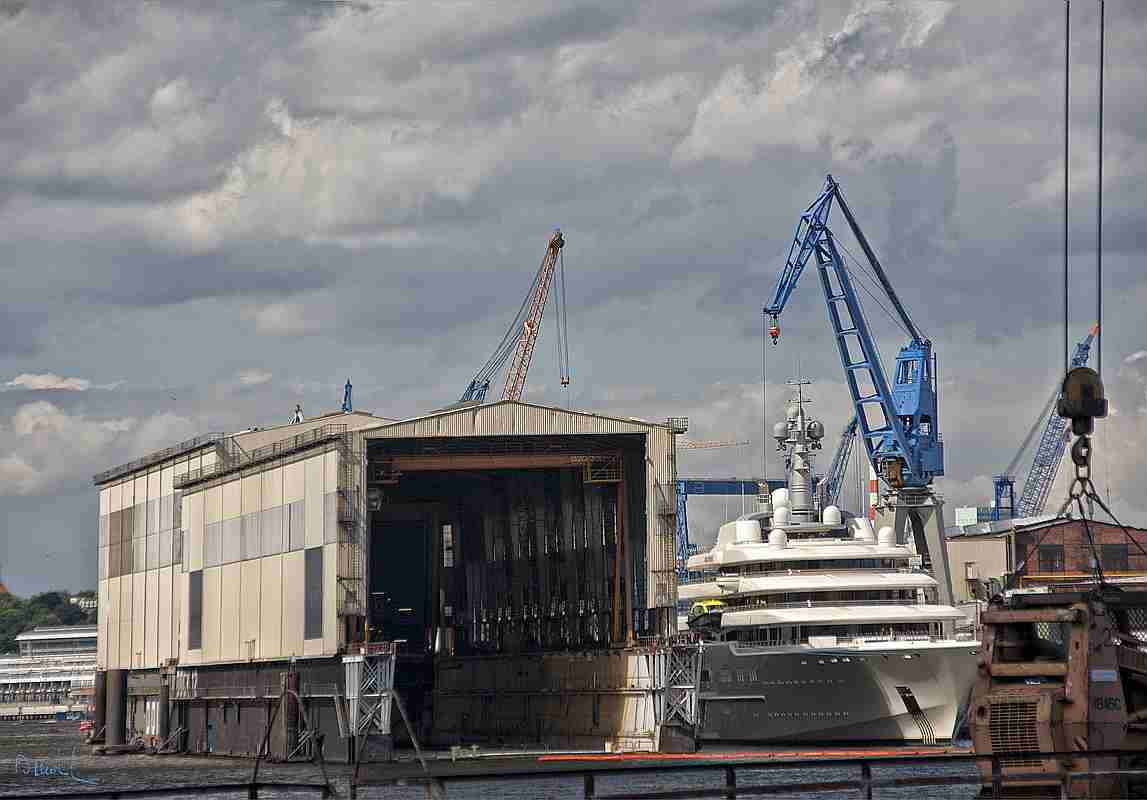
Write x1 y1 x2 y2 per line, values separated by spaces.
991 326 1097 520
764 175 942 490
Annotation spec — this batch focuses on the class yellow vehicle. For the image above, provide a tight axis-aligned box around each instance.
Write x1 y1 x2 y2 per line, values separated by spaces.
687 599 725 627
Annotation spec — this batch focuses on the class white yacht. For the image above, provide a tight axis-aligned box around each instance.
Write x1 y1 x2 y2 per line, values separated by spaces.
680 393 978 744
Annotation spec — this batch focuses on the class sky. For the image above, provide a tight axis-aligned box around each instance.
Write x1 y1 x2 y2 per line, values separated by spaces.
3 0 1147 596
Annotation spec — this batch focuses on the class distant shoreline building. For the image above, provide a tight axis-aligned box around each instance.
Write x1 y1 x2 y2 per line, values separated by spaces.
0 625 97 720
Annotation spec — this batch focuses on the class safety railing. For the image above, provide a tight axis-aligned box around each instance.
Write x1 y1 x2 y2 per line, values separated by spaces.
94 432 227 485
175 424 348 488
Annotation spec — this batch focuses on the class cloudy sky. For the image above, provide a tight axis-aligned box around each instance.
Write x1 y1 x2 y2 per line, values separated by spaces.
2 0 1145 596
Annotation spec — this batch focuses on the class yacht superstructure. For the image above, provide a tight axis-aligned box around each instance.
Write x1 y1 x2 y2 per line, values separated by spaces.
681 390 977 744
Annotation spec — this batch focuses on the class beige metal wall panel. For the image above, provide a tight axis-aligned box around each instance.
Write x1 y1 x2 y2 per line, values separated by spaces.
147 470 161 501
109 482 122 513
145 570 160 667
100 488 109 517
281 550 305 658
205 485 222 525
323 542 337 654
132 572 146 667
262 467 283 510
105 578 119 670
97 579 109 669
240 560 261 660
201 450 217 469
134 475 147 508
121 479 134 511
305 455 323 548
241 474 261 516
222 479 241 520
187 493 204 571
259 555 283 660
220 562 241 662
99 546 109 583
303 636 323 656
202 566 221 663
158 566 173 664
173 457 188 484
283 461 304 505
119 575 133 669
324 450 338 492
160 466 174 497
643 428 678 610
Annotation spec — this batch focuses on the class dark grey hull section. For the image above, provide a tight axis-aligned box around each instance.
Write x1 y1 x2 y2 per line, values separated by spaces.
698 641 979 744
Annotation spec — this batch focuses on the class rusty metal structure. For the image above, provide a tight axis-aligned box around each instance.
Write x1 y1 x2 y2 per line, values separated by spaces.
969 588 1147 797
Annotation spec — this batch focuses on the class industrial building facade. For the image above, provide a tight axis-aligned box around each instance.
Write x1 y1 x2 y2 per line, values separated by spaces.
92 401 681 757
947 515 1147 604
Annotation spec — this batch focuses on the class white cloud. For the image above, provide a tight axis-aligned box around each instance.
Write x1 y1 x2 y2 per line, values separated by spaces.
4 373 92 391
0 454 44 495
0 401 195 497
237 369 273 386
1124 350 1147 365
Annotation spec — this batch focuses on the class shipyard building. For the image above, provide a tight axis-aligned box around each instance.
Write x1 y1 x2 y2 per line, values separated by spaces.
92 401 681 758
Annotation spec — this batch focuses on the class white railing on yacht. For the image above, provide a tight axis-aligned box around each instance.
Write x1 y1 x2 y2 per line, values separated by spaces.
680 567 920 585
723 598 934 612
731 633 941 650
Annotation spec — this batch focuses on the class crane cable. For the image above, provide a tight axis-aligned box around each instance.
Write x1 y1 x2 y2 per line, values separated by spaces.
467 246 553 394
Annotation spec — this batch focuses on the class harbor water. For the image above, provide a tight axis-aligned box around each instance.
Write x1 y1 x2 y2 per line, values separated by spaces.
0 721 981 799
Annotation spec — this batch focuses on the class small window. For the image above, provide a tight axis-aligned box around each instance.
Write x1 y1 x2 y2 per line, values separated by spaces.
1037 545 1065 573
896 359 920 385
442 524 455 568
1101 544 1129 572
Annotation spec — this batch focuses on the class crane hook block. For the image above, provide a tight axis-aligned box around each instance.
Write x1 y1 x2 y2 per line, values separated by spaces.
768 316 780 345
1056 366 1107 436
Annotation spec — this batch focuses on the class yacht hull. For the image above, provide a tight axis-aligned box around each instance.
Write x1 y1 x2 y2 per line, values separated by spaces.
698 640 979 744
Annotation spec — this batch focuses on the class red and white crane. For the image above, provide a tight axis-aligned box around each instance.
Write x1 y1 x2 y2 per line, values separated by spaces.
460 229 569 403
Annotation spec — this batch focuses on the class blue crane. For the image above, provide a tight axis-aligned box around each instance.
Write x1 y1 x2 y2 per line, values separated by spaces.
675 478 785 581
991 325 1097 520
814 416 858 509
764 174 942 492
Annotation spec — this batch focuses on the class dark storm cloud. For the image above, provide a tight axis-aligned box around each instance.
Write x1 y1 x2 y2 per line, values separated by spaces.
4 0 1147 593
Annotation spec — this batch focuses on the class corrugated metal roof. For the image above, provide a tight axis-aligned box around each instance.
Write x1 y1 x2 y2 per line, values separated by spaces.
945 514 1063 538
15 626 98 641
364 399 671 439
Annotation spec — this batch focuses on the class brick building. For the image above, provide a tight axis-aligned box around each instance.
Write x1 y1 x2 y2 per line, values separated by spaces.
947 515 1147 604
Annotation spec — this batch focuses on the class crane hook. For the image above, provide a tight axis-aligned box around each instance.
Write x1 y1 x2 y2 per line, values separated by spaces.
768 315 781 345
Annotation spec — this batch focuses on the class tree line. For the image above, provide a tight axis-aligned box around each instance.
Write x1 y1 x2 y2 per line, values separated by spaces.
0 590 97 654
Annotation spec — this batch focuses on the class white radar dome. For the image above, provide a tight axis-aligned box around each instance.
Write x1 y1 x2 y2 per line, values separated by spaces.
773 505 791 526
768 529 789 549
771 488 791 510
877 526 896 548
853 518 875 542
821 505 842 525
733 519 762 544
773 421 789 441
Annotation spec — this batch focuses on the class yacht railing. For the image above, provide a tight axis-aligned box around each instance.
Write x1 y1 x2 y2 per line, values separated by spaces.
722 598 936 611
679 566 920 585
730 633 944 650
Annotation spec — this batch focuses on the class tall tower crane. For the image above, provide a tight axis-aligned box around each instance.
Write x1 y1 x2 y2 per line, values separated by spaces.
461 229 569 403
991 325 1097 520
814 416 858 509
764 174 953 606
